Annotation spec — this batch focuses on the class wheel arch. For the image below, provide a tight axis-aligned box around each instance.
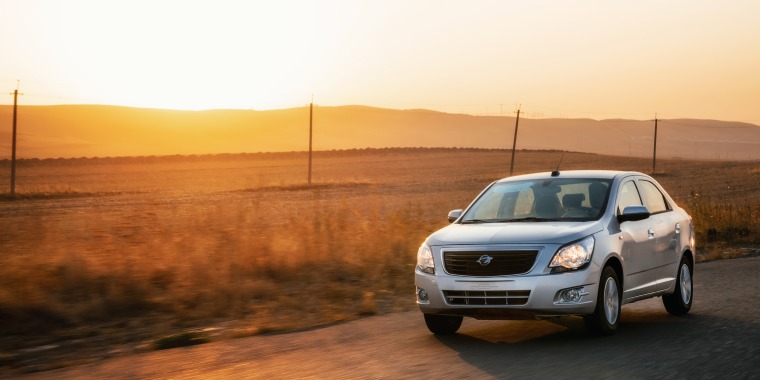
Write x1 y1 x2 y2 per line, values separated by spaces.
603 256 624 291
682 249 694 268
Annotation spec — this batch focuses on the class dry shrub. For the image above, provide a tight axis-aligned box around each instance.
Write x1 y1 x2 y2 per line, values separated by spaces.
683 186 760 249
644 159 760 259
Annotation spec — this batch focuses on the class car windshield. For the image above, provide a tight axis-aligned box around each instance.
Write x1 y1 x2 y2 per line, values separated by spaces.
461 178 612 223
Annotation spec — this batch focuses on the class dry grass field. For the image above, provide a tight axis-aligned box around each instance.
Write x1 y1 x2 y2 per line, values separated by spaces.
0 148 758 372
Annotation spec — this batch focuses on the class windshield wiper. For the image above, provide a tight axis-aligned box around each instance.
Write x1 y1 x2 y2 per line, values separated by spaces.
461 217 562 224
503 217 563 222
460 219 489 224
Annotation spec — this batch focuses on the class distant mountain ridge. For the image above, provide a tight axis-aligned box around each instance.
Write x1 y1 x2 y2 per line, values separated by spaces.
0 104 758 160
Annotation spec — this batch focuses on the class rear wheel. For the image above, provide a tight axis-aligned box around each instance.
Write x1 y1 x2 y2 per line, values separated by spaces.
584 266 621 336
423 314 463 335
663 255 693 315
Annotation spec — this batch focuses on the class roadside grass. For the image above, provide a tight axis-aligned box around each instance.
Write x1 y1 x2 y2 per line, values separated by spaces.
0 148 758 368
681 186 760 261
0 186 432 338
0 183 108 201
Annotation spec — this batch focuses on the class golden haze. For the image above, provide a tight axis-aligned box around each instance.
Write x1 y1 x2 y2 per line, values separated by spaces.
1 2 760 123
1 105 759 160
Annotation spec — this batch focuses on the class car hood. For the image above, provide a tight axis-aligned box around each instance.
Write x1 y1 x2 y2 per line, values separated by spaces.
426 221 603 246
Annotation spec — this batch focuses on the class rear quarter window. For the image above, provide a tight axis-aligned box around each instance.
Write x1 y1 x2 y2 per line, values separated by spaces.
638 180 670 214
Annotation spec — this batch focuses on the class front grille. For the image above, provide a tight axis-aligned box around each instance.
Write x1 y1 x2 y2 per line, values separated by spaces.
443 250 538 276
443 290 531 305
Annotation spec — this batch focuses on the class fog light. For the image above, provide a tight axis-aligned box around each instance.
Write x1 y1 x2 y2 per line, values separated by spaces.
417 288 429 302
561 288 582 302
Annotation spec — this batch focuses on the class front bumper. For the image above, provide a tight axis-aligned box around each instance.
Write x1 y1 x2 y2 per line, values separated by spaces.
415 267 600 319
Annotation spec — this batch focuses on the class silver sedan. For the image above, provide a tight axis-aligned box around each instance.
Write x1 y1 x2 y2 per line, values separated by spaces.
415 170 694 335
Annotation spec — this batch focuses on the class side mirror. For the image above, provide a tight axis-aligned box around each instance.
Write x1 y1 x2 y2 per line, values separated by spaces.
617 205 651 223
448 209 463 223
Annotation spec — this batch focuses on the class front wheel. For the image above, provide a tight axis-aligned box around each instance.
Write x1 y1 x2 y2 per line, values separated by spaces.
423 314 463 335
663 255 693 315
584 266 621 336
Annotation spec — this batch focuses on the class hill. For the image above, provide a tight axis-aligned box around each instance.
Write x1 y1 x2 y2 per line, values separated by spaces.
0 104 758 159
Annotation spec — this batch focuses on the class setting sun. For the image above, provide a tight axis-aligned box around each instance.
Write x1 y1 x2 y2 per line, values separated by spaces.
2 1 327 110
1 0 759 123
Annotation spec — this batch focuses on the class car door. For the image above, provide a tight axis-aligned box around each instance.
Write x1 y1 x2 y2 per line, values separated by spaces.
617 179 660 301
637 179 680 290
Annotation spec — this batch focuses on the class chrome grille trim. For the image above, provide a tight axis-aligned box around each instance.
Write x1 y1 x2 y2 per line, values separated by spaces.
443 250 538 276
443 290 531 306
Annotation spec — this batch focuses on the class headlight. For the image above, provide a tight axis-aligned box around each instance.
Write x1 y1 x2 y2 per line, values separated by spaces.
416 244 435 274
550 236 594 272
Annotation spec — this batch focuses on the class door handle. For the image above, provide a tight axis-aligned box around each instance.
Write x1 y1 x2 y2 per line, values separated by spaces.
648 228 655 238
675 223 681 234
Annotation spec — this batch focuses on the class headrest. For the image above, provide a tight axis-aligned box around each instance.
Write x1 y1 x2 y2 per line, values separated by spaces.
562 193 585 208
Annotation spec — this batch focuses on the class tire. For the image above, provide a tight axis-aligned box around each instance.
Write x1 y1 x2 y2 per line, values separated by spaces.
423 314 463 335
584 266 621 336
663 255 693 316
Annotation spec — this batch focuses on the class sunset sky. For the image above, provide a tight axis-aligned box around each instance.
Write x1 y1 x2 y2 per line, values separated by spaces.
1 0 758 124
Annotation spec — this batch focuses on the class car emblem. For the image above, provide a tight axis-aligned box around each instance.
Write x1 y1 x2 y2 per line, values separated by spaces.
476 255 494 266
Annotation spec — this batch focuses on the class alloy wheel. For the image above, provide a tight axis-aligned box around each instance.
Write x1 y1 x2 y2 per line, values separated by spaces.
680 264 692 304
604 277 619 325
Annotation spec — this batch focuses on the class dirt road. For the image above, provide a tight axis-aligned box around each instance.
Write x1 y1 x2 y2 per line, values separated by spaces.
18 256 760 379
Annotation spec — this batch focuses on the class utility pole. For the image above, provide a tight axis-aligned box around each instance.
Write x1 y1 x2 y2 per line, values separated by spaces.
652 114 658 174
509 106 521 176
10 83 22 196
308 97 313 185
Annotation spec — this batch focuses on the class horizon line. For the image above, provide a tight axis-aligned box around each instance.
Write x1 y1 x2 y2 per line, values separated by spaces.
1 102 758 125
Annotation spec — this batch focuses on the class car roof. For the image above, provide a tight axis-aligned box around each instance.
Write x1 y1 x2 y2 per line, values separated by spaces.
496 170 645 183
